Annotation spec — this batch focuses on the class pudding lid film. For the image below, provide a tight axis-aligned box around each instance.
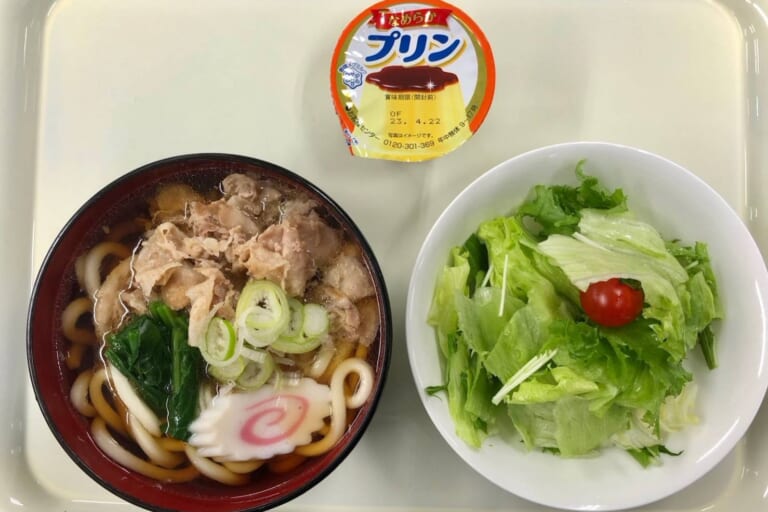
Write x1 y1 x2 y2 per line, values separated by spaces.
331 0 496 162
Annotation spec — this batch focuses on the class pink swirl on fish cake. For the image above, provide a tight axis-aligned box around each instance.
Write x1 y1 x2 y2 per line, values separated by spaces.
239 394 310 446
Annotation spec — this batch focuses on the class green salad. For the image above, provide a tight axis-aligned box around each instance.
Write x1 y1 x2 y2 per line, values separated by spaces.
427 162 721 466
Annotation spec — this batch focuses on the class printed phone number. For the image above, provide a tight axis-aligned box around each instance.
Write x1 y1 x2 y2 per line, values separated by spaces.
382 140 436 150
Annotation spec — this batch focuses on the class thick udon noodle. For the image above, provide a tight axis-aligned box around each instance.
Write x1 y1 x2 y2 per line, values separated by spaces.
61 181 377 486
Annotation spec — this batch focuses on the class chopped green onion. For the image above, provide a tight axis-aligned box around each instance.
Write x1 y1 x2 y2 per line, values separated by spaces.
235 279 290 347
281 299 305 340
236 353 275 390
240 346 270 364
207 357 246 383
271 335 324 354
201 317 240 367
271 302 329 354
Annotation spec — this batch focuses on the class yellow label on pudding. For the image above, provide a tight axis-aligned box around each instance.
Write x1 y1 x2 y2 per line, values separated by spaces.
331 0 495 162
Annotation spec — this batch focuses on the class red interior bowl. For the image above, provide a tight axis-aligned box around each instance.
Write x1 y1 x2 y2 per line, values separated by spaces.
27 154 391 512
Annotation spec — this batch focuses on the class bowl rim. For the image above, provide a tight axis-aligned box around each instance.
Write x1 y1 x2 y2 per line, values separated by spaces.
405 140 768 510
26 152 393 512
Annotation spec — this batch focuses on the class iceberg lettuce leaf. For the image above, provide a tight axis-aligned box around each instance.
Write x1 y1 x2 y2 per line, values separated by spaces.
477 216 553 302
553 396 629 457
508 366 599 404
507 402 559 450
428 247 471 358
484 283 569 383
578 209 684 268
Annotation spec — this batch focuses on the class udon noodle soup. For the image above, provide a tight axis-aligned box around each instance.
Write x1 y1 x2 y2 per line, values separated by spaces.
60 172 380 485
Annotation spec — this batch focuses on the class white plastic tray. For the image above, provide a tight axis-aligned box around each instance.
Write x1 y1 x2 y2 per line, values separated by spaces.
2 0 767 510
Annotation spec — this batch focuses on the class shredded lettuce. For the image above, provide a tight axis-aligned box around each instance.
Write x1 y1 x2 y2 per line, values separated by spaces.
426 164 721 464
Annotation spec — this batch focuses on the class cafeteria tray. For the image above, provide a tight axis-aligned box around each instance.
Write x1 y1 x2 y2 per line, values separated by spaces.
1 0 766 510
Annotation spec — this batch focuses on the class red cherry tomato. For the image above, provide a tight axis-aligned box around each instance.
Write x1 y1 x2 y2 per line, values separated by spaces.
579 278 644 327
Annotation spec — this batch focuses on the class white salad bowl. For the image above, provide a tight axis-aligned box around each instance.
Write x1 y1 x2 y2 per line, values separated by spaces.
405 141 768 511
